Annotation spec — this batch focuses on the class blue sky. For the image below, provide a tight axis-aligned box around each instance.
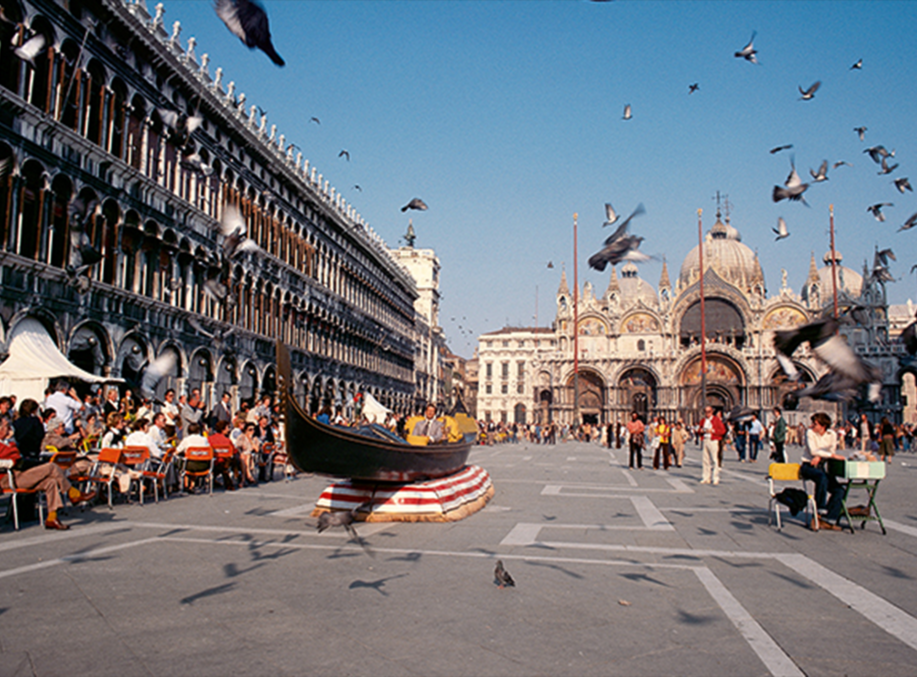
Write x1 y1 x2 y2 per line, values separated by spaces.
168 0 917 357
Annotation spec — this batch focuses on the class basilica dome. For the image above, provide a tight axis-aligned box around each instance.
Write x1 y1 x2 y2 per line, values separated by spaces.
618 261 658 306
800 250 863 303
678 217 763 291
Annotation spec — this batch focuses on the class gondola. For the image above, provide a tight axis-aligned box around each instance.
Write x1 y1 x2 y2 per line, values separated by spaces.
278 342 475 482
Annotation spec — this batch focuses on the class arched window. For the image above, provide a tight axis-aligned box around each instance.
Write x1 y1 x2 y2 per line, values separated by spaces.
18 160 45 260
48 174 72 268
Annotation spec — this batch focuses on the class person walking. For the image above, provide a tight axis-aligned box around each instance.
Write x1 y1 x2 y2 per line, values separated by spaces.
879 416 895 463
626 412 645 470
670 420 689 467
747 414 764 463
771 407 788 463
699 405 726 485
652 416 671 470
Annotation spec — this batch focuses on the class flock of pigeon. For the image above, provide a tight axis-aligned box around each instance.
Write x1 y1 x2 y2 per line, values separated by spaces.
590 29 915 408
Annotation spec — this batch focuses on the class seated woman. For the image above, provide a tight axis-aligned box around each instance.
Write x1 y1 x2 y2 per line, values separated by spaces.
124 417 160 461
234 422 260 487
1 416 95 530
799 412 846 531
12 399 46 469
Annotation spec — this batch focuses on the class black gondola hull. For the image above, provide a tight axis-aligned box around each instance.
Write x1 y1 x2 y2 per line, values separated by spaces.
284 395 472 482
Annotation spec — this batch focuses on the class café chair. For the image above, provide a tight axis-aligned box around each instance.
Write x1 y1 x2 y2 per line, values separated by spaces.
767 462 817 531
181 447 215 495
1 459 45 530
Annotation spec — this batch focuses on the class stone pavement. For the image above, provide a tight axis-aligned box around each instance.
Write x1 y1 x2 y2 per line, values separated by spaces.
2 440 917 677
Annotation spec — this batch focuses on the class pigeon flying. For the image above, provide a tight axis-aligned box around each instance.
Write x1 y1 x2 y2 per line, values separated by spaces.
854 126 867 141
734 31 758 63
850 58 863 70
894 177 912 194
864 145 893 164
774 318 879 387
772 158 809 204
773 216 789 240
899 212 917 232
494 560 515 588
588 203 648 271
798 81 821 100
867 203 893 222
809 160 829 182
603 203 619 227
878 157 899 175
14 32 45 67
401 198 428 212
769 145 793 154
688 83 699 94
214 0 285 66
622 104 632 120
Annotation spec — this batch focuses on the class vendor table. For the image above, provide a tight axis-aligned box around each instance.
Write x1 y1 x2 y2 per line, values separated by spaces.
827 459 886 535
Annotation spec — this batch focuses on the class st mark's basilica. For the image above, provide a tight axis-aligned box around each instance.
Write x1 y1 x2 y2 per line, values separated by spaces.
475 211 911 427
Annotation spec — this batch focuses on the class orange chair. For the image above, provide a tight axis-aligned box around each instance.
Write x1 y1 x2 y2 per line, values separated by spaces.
142 449 175 501
181 447 215 495
88 448 124 509
121 447 152 505
1 460 45 530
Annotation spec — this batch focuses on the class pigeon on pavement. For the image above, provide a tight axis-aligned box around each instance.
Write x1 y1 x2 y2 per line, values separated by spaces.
494 560 515 588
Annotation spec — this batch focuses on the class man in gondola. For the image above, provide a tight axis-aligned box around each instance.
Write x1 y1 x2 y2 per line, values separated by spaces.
413 403 445 444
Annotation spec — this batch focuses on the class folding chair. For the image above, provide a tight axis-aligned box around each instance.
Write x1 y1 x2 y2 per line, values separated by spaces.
121 447 152 505
88 448 124 509
142 449 175 501
181 447 215 495
1 460 45 530
767 463 818 530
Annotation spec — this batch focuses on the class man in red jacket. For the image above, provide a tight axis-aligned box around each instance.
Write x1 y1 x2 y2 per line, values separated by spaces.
699 405 726 485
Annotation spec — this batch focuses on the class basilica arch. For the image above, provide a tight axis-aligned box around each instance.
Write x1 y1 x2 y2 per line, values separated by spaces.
678 352 746 414
617 366 658 421
564 368 606 425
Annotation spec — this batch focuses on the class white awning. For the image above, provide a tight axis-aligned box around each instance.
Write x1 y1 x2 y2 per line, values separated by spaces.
0 318 121 402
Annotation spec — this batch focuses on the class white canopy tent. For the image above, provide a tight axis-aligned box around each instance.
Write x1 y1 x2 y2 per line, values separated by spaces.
0 318 120 403
361 391 392 424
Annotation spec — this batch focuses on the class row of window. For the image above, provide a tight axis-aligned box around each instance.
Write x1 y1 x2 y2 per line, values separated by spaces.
1 12 415 345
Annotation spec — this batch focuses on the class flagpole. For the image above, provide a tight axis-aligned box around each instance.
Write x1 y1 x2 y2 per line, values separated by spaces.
573 212 580 428
698 208 707 411
829 204 839 320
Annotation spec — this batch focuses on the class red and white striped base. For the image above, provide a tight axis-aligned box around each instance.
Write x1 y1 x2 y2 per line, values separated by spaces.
312 465 494 523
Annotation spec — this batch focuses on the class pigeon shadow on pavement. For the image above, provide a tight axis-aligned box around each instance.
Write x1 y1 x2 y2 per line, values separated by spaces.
348 573 409 596
180 582 237 605
880 565 915 580
385 552 422 563
620 572 669 587
676 609 718 625
768 570 817 590
523 559 585 580
711 556 763 569
223 561 268 578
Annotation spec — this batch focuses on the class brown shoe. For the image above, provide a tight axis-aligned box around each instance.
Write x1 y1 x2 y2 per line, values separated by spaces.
44 517 71 531
819 521 842 531
809 517 819 531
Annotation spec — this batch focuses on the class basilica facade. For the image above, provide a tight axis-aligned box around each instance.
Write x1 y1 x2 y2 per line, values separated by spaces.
476 214 909 426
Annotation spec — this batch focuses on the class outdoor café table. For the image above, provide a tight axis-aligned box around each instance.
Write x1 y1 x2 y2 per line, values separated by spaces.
827 459 886 535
